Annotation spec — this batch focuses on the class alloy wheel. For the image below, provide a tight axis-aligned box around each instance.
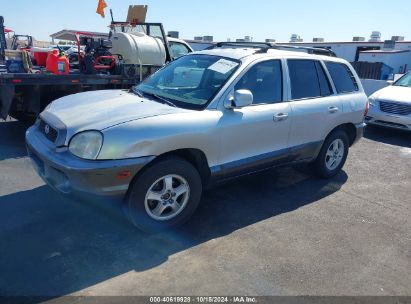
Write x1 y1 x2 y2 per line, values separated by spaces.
144 174 190 221
325 138 345 171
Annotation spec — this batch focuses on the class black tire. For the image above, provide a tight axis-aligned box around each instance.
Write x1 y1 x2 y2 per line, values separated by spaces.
68 53 79 69
79 55 95 75
311 130 349 178
124 157 202 233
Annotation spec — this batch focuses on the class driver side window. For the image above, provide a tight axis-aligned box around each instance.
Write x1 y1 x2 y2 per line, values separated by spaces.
235 60 283 105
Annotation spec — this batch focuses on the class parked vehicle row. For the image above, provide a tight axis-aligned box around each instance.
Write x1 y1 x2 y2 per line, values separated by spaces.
26 43 368 232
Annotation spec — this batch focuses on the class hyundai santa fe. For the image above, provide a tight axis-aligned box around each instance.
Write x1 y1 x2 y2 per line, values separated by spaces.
26 44 368 232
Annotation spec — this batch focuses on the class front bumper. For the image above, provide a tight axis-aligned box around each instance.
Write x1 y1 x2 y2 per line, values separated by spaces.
366 105 411 131
26 125 155 200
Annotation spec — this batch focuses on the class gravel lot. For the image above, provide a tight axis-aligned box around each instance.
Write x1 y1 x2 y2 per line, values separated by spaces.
0 118 410 297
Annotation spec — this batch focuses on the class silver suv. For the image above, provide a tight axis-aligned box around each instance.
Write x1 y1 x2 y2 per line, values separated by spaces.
26 43 368 232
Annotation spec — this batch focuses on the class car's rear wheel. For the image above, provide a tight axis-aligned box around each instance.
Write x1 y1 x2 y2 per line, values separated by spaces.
312 130 349 178
124 157 202 232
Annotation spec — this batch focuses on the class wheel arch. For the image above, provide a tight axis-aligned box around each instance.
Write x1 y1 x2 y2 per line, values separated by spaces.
125 148 211 200
326 123 357 147
157 148 212 185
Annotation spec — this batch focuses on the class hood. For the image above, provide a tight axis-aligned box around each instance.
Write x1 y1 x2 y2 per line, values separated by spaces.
42 90 189 132
372 85 411 104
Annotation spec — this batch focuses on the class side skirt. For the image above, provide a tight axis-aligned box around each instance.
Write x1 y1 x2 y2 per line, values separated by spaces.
208 140 323 185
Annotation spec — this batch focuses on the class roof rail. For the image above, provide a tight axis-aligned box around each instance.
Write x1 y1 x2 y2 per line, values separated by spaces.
206 41 337 57
258 44 337 57
205 41 273 50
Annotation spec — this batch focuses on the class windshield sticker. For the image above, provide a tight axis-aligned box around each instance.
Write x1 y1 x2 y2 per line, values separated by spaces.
208 59 238 74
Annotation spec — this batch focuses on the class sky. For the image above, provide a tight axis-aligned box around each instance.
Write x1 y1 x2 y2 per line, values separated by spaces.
2 0 411 43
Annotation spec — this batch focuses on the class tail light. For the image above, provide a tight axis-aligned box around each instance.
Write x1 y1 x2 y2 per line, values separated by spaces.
364 100 370 117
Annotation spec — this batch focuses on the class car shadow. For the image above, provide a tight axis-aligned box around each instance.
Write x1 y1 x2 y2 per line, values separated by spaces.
0 165 348 296
0 119 31 161
364 125 411 148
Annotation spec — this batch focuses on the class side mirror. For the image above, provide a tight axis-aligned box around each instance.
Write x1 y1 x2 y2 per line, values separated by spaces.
226 90 253 109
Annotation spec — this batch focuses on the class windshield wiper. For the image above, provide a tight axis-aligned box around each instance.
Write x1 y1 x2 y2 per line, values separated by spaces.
395 84 410 87
131 87 144 97
132 88 177 107
146 92 177 108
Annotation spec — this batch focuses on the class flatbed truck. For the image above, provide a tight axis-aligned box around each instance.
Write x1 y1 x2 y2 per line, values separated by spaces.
0 22 192 121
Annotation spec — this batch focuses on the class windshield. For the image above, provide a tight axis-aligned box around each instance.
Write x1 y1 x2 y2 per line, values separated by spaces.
394 72 411 87
134 54 240 110
110 24 164 39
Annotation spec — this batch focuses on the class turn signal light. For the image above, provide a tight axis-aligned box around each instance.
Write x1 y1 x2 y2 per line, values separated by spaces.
117 170 132 180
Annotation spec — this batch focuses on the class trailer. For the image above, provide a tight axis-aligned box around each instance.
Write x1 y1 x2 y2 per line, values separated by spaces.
0 70 160 120
0 21 192 121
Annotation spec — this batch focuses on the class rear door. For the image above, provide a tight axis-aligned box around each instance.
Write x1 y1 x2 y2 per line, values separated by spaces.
286 59 343 159
324 61 365 124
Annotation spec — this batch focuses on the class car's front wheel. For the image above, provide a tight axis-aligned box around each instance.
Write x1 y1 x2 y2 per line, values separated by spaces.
312 130 349 178
125 157 202 232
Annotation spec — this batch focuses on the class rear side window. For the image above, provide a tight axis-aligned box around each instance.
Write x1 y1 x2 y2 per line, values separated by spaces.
288 59 331 100
325 62 359 93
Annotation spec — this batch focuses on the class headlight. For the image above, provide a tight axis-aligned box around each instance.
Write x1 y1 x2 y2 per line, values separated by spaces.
69 131 103 160
368 97 378 107
44 103 52 111
34 117 41 126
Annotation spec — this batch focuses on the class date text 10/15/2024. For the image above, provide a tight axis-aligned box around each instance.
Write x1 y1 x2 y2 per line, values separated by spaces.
149 296 258 303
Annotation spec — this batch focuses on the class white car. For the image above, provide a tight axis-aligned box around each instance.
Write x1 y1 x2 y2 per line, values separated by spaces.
52 45 78 54
367 72 411 131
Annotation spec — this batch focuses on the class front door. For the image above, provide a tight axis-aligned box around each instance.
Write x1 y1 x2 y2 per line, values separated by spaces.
217 59 292 178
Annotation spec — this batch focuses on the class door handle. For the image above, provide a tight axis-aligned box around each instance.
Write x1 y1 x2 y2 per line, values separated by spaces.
274 113 289 122
328 106 339 114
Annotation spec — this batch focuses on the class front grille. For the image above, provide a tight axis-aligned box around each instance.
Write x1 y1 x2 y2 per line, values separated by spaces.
380 101 411 116
39 119 58 143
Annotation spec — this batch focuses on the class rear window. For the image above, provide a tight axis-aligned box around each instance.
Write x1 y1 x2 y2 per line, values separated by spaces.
325 62 358 94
